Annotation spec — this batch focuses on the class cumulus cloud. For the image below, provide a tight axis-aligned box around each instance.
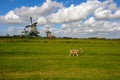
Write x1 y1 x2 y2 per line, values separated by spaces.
82 17 120 38
112 10 120 18
94 6 120 19
84 17 97 27
37 0 101 24
0 0 63 24
0 11 22 24
94 0 120 19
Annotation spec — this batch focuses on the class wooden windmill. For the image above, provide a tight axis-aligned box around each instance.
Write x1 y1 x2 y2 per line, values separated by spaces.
46 27 55 39
22 17 39 37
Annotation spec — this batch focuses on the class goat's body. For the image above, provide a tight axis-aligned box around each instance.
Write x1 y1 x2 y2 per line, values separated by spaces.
69 48 83 56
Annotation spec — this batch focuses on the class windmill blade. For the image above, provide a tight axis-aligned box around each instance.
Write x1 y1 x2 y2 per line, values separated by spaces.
25 25 31 28
30 16 32 25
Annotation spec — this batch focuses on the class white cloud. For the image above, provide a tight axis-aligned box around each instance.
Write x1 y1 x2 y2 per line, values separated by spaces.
112 10 120 18
94 7 112 19
0 0 63 24
6 26 22 35
94 0 120 20
54 16 120 38
94 6 120 19
84 17 97 27
37 0 101 24
0 11 22 24
5 11 19 20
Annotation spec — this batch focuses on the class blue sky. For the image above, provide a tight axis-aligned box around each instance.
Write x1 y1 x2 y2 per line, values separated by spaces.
0 0 120 38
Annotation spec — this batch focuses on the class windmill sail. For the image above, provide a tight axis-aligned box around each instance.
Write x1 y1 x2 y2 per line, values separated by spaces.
30 16 32 25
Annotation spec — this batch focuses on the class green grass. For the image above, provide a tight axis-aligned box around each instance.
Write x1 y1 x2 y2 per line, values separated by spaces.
0 38 120 80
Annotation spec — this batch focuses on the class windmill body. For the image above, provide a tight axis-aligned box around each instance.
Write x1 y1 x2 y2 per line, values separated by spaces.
45 27 55 39
46 31 52 38
22 17 39 37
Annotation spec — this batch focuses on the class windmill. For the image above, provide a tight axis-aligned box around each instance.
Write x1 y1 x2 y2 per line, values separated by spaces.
45 27 55 39
22 17 39 37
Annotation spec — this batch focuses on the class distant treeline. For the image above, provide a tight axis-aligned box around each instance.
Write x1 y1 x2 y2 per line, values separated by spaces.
0 36 120 40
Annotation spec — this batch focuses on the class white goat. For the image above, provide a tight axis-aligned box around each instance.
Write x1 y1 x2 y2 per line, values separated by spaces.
69 48 83 56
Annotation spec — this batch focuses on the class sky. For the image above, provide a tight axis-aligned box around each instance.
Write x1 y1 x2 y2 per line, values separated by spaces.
0 0 120 39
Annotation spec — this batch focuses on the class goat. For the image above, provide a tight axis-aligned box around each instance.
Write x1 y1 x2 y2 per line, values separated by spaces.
69 48 83 56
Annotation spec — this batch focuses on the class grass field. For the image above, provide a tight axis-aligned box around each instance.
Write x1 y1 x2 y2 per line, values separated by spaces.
0 38 120 80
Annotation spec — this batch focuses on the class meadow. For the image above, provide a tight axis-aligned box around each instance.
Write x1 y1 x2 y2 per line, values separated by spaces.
0 38 120 80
